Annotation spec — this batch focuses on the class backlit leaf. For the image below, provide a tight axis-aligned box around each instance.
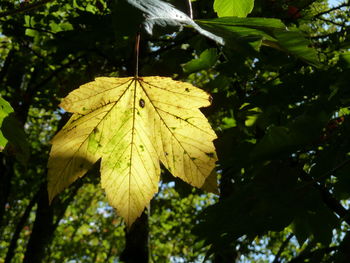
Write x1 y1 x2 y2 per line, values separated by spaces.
48 76 217 226
214 0 254 18
0 97 29 163
0 97 14 151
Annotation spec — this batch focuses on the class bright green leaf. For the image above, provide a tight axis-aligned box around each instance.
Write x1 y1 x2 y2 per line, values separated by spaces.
0 97 14 151
214 0 254 18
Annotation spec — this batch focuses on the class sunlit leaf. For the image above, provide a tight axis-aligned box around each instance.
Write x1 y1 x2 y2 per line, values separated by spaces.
0 97 14 151
0 97 29 163
48 76 217 226
213 0 254 18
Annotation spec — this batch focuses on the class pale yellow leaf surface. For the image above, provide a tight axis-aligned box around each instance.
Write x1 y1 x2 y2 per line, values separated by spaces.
48 76 217 226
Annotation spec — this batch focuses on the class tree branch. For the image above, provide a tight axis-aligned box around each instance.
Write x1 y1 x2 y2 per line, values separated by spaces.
0 0 54 18
16 54 84 123
52 177 85 229
272 233 294 263
316 16 346 27
310 31 343 39
23 183 54 263
299 169 350 225
0 49 14 86
314 3 350 18
33 55 85 91
320 158 350 181
4 190 40 263
120 211 149 263
0 155 13 227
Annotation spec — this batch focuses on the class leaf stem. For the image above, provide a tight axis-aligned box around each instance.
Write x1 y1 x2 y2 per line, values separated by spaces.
134 31 141 78
186 0 193 19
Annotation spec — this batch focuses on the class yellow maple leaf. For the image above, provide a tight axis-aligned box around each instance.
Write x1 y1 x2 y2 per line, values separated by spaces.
48 76 217 226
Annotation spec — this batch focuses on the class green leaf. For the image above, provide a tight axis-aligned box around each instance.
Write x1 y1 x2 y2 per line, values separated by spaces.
250 126 294 159
214 0 254 18
198 17 286 30
0 97 29 163
272 30 321 68
0 97 14 151
251 111 328 160
182 49 218 73
196 17 287 53
1 115 30 164
197 17 321 67
292 190 339 246
195 162 299 246
339 52 350 69
197 17 282 43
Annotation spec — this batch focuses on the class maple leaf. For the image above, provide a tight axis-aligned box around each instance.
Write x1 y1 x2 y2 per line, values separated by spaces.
48 76 217 226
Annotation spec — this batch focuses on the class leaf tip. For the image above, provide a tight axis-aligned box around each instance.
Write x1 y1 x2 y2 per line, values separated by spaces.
47 187 56 205
200 169 219 194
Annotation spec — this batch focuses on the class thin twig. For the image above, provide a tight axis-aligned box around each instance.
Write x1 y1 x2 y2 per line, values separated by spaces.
309 31 342 39
0 0 54 18
316 16 346 27
320 158 350 180
300 157 350 188
134 31 141 77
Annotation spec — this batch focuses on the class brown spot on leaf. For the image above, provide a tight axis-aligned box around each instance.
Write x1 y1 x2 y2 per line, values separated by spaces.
139 99 145 108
